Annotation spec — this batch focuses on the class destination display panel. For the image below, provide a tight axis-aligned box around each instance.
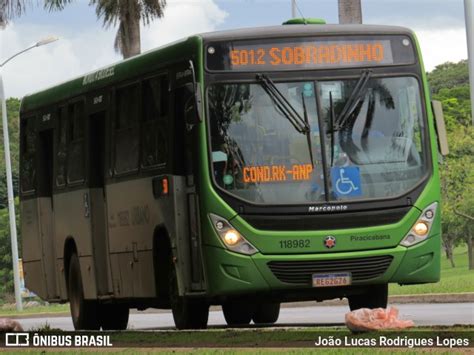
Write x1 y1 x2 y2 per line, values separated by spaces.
206 35 416 71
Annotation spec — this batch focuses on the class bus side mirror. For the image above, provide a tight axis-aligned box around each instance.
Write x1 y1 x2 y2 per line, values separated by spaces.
431 100 449 156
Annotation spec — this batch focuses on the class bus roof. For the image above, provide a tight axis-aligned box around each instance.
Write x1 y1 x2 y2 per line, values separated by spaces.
20 36 200 113
20 24 414 113
198 24 414 42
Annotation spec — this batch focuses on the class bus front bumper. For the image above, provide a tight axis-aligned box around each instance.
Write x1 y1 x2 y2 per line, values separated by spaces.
203 234 440 299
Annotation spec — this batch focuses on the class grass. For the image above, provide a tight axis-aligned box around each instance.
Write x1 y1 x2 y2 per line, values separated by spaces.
105 326 474 347
2 350 465 354
0 303 69 317
390 245 474 295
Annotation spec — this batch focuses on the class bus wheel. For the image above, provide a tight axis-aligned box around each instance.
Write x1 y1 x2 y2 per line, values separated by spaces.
100 304 129 330
169 261 209 329
68 253 100 330
348 284 388 311
252 302 280 324
222 301 254 326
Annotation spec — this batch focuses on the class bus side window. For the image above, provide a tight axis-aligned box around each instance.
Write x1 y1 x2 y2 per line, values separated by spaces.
67 101 86 183
114 84 140 174
141 75 169 168
20 117 37 193
56 107 67 187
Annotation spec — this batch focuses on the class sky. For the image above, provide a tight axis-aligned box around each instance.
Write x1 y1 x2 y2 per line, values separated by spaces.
0 0 468 98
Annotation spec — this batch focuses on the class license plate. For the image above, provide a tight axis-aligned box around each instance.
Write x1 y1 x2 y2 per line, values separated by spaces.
312 272 352 287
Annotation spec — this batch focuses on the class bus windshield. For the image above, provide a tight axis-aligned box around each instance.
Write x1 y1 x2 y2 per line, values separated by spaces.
208 76 427 205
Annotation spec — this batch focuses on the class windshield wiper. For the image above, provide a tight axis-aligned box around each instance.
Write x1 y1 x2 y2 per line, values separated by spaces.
256 74 314 167
328 91 336 167
334 69 372 131
256 74 309 134
301 93 315 167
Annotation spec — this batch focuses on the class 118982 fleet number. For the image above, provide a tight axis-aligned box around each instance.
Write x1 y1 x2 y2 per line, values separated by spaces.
279 239 310 249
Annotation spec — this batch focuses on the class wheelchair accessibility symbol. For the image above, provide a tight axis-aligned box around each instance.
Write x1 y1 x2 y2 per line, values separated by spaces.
331 166 362 197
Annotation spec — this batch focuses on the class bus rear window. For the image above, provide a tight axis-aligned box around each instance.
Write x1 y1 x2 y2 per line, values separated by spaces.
206 35 415 71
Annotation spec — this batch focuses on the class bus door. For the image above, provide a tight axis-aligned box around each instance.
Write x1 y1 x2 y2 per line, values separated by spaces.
87 93 113 296
173 80 205 293
37 113 59 299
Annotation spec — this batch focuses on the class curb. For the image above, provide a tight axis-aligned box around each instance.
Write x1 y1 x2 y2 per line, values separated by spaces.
282 292 474 308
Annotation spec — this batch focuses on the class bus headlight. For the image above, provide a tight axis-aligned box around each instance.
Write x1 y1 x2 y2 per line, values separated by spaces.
209 214 258 255
223 229 241 246
400 202 438 247
413 221 429 236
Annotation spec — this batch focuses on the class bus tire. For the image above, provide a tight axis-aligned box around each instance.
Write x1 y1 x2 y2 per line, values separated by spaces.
348 284 388 311
169 259 209 329
222 301 254 326
100 304 129 330
252 302 280 324
68 253 100 330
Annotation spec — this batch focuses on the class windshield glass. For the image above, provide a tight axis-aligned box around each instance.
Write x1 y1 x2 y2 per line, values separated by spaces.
208 82 325 204
208 76 427 205
319 76 426 201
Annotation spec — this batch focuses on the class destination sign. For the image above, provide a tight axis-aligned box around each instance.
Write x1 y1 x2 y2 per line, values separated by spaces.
206 35 415 71
243 164 313 183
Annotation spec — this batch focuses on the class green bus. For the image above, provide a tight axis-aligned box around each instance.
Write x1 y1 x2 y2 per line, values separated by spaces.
20 20 449 330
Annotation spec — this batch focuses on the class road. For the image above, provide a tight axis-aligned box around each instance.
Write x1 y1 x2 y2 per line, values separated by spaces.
17 303 474 331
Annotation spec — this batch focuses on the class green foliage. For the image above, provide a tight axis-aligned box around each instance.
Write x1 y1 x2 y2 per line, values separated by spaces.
429 60 474 260
0 200 20 299
0 97 21 301
0 98 20 209
435 85 472 129
428 60 470 95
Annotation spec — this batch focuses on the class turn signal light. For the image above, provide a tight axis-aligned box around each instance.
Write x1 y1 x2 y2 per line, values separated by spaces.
162 178 169 195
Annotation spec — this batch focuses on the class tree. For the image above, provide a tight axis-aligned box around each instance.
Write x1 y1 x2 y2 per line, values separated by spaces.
0 98 20 209
0 0 29 25
44 0 167 59
0 200 20 299
427 61 469 95
429 60 474 270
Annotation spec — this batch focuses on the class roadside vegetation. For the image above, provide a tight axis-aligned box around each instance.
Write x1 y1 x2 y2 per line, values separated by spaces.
0 303 68 317
427 60 474 270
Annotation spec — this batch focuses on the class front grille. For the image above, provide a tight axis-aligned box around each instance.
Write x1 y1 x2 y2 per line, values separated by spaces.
267 255 393 285
241 207 410 231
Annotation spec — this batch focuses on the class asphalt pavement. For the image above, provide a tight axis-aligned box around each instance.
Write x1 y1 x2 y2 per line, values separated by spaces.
17 302 474 331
